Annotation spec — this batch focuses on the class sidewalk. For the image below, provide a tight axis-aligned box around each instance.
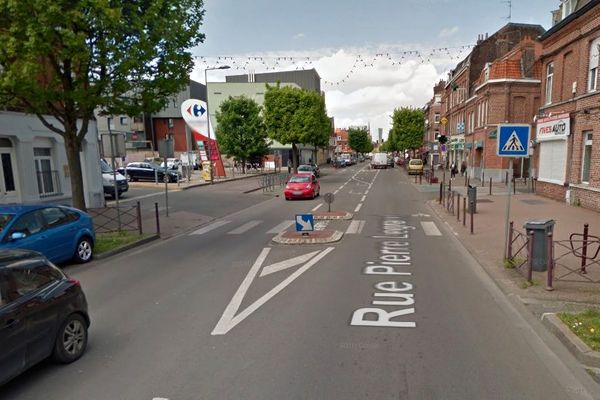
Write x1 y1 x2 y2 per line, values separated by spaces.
408 166 600 308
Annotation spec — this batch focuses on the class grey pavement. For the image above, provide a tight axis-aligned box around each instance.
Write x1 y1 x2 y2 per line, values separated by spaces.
1 163 598 399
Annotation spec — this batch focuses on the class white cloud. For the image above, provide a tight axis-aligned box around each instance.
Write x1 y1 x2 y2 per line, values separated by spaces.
439 26 459 38
293 33 305 40
192 44 467 141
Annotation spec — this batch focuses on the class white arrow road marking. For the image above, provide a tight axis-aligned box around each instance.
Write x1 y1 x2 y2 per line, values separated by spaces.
227 220 263 234
190 220 231 235
296 215 313 231
345 220 365 234
314 221 329 230
411 213 431 217
421 221 442 236
260 251 321 277
212 247 334 335
266 220 293 234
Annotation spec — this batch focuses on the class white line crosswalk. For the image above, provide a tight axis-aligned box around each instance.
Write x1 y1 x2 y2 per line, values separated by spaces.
227 220 263 235
420 221 442 236
190 220 232 235
266 220 293 234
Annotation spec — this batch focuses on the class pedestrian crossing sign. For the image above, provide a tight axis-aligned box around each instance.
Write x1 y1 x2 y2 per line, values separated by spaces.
497 124 530 157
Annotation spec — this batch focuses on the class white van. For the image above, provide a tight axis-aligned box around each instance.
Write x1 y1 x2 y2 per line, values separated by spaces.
101 159 129 198
371 152 388 169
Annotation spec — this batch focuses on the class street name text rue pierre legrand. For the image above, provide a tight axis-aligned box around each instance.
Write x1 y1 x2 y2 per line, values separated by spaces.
351 217 416 328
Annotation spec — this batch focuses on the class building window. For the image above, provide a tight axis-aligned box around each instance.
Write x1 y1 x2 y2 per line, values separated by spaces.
589 39 600 92
107 117 115 130
119 116 129 125
434 113 440 123
484 100 489 125
34 147 59 197
545 63 554 105
562 0 575 20
581 131 593 183
434 94 442 104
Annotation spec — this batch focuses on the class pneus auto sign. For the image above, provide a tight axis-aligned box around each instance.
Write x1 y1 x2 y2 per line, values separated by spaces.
536 113 570 142
350 217 416 328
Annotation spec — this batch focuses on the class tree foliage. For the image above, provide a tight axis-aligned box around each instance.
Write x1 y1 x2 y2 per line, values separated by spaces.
263 84 330 171
389 107 425 153
348 127 374 154
215 96 270 173
0 0 205 210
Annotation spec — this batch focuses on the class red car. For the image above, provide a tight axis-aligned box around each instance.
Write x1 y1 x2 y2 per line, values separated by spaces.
284 173 320 200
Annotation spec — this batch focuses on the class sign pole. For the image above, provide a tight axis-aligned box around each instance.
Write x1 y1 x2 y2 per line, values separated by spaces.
164 155 169 217
108 130 122 231
503 158 513 260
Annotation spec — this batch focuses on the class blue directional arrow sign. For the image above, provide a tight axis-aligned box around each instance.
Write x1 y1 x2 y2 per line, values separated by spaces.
497 124 530 157
295 214 314 232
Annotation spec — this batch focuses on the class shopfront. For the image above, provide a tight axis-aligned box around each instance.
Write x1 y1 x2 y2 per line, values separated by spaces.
535 113 570 200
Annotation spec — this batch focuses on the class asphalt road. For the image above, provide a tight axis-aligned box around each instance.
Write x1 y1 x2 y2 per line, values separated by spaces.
2 164 598 399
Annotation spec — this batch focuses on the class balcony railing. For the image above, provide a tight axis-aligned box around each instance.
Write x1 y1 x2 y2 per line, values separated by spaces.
37 170 63 198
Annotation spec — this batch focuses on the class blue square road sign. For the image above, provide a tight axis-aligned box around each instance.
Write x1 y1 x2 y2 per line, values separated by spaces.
295 214 314 232
497 124 530 157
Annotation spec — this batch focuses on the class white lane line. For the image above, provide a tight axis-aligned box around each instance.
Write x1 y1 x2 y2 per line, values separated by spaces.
345 220 366 234
266 220 293 234
333 190 339 194
260 251 320 277
212 248 271 335
421 221 442 236
365 190 369 195
361 195 367 202
227 220 263 235
311 203 323 211
214 247 335 335
338 186 344 190
354 203 363 213
190 220 231 235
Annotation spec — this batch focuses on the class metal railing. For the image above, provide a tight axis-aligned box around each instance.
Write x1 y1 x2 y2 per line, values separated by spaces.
88 203 143 234
259 173 289 192
506 222 533 282
37 170 63 198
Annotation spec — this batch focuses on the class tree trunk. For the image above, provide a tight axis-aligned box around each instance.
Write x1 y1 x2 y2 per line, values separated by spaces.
64 131 87 211
292 143 298 173
242 158 246 174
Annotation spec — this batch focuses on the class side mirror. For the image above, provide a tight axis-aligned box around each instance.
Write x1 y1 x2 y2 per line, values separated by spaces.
9 232 26 241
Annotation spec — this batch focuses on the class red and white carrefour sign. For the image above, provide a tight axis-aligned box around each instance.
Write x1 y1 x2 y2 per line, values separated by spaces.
536 113 570 141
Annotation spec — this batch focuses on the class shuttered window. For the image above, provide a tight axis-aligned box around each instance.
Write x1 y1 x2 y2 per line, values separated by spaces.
538 140 567 184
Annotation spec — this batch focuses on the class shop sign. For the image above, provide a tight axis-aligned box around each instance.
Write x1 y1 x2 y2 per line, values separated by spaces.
488 130 497 139
536 113 570 141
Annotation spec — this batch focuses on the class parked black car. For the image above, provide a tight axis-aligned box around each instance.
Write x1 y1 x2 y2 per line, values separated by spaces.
0 249 90 386
117 162 181 183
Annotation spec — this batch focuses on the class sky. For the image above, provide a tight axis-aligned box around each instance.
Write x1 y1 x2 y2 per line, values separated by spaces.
191 0 557 140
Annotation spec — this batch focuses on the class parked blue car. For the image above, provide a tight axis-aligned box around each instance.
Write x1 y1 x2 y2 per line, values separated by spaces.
0 205 95 264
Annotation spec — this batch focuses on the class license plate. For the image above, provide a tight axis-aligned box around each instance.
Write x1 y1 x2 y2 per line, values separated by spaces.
293 191 303 195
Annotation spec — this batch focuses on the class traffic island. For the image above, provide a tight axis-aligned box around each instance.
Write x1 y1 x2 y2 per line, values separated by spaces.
313 211 353 220
272 229 343 244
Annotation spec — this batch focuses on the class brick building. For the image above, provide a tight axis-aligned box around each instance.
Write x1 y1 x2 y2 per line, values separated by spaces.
423 80 445 166
536 0 600 211
440 23 545 180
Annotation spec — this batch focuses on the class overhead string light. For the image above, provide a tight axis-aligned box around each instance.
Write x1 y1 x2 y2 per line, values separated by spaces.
194 44 475 85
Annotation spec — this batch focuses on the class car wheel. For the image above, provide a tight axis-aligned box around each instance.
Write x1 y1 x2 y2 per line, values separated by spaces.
125 173 133 182
52 313 88 364
74 237 93 263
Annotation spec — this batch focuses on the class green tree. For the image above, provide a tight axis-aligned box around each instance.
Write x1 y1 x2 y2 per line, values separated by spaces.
348 127 373 154
216 96 270 173
0 0 205 210
263 84 330 172
390 107 425 156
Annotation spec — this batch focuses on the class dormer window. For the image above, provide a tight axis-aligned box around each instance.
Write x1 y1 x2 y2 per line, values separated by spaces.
484 63 491 82
561 0 576 20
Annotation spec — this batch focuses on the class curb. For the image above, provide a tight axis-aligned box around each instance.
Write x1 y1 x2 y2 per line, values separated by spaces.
94 234 160 260
541 313 600 369
313 211 353 220
272 230 343 244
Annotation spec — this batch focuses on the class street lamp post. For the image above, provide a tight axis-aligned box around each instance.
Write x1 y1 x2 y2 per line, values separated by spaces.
204 65 231 183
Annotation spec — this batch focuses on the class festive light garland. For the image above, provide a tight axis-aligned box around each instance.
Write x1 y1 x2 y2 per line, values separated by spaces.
195 44 475 86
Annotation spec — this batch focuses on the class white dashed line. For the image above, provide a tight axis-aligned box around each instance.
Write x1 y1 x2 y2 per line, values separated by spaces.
311 203 323 211
190 220 231 235
354 203 363 213
227 220 263 235
421 221 442 236
361 195 366 202
345 220 366 234
266 220 293 234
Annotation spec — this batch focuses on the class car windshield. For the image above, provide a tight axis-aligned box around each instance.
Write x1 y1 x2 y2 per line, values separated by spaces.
149 163 162 169
0 213 14 233
289 175 310 183
409 160 423 165
298 165 312 171
100 161 113 173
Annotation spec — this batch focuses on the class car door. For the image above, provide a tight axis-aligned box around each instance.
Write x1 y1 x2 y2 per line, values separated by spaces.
39 207 75 263
7 263 64 366
0 270 27 385
313 176 320 195
3 210 47 256
140 163 153 180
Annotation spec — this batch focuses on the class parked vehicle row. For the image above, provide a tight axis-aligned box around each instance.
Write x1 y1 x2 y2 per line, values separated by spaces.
117 162 181 183
101 160 129 199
